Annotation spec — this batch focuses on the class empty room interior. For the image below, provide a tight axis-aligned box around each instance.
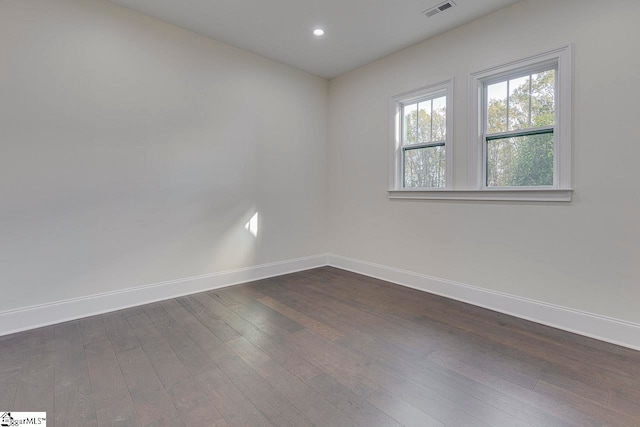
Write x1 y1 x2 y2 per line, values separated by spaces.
2 0 640 425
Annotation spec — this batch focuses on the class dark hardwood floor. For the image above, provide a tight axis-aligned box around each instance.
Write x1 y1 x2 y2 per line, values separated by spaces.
1 267 639 426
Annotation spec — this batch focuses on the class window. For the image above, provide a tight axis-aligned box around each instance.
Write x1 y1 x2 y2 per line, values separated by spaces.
484 67 556 187
388 47 572 201
389 80 453 190
469 46 572 193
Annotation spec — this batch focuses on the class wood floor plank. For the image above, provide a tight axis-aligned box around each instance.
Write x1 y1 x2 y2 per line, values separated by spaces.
154 317 275 427
179 295 241 342
191 291 275 339
208 289 242 308
190 291 324 381
286 328 380 398
116 346 183 426
337 330 570 427
215 287 305 337
129 322 229 427
53 321 98 427
168 297 315 427
108 312 182 427
534 380 640 427
428 344 609 427
260 277 440 357
85 338 139 427
410 306 637 398
226 336 358 427
125 313 155 331
102 311 140 353
415 306 638 392
609 389 640 419
0 333 31 410
13 327 55 419
367 388 446 427
140 302 173 326
306 372 402 427
119 306 144 319
0 362 20 409
257 295 344 341
79 316 109 345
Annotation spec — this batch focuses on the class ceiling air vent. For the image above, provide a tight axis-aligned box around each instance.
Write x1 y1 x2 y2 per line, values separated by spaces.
423 1 456 18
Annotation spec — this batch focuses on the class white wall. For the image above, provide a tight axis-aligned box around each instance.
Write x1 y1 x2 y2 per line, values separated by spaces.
328 0 640 323
0 0 328 310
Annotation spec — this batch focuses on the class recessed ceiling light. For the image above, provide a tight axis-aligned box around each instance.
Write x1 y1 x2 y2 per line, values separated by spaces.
313 29 325 37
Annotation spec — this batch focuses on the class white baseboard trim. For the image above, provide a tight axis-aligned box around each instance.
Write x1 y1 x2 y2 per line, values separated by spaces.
327 254 640 352
0 254 329 337
3 252 638 352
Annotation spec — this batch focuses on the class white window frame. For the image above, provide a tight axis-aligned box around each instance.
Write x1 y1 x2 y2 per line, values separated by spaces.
388 79 454 192
468 45 573 196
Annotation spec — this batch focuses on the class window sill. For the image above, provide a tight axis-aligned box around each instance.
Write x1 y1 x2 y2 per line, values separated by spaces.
388 188 573 202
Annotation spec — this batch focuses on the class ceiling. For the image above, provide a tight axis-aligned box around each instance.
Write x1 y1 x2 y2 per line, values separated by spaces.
107 0 522 79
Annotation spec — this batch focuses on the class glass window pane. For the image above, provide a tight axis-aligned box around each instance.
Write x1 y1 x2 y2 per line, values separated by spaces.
486 81 507 133
417 100 432 143
404 146 446 188
403 103 418 145
432 96 447 141
531 69 556 127
487 132 554 187
508 75 531 131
